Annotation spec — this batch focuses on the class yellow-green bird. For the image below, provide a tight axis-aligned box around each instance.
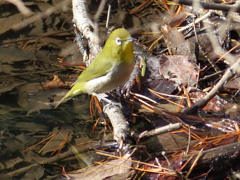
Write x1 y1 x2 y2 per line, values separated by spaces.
55 28 135 108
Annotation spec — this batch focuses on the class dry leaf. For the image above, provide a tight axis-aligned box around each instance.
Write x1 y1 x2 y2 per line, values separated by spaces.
69 154 132 180
161 24 196 62
40 75 72 90
159 54 198 85
189 91 232 112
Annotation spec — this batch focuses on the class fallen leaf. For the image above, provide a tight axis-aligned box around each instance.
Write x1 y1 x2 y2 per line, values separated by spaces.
40 75 72 90
161 24 196 62
159 54 198 85
69 154 132 180
189 91 232 112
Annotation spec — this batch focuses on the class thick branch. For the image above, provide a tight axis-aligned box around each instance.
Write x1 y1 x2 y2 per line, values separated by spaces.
72 0 101 57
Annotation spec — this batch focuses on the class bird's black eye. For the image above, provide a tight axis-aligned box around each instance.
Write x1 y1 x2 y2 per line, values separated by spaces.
115 38 122 45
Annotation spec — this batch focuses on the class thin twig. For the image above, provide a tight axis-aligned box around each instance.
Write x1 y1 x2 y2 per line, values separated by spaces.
184 58 240 114
138 123 182 138
185 148 203 178
170 0 240 13
4 0 33 16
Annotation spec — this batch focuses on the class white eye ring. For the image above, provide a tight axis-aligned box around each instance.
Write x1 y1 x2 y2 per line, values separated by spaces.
115 38 122 45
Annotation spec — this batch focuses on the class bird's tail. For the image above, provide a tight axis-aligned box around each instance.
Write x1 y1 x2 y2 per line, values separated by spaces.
54 94 70 109
54 82 85 109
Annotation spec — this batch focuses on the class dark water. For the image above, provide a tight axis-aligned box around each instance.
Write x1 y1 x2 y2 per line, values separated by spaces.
0 90 104 179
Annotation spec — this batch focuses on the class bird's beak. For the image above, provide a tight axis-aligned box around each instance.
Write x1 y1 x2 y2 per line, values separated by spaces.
125 37 137 42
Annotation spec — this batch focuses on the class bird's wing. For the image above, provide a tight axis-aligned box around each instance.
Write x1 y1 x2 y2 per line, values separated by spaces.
76 52 115 83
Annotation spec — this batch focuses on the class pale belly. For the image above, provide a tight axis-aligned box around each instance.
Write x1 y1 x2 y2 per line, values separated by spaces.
84 62 134 94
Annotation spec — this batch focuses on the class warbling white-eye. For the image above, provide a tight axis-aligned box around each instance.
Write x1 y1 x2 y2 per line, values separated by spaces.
55 28 135 108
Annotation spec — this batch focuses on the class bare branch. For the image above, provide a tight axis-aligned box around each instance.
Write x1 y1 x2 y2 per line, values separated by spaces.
4 0 33 16
72 0 101 58
184 58 240 114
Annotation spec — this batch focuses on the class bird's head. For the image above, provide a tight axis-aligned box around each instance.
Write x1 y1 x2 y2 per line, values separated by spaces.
103 28 136 59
